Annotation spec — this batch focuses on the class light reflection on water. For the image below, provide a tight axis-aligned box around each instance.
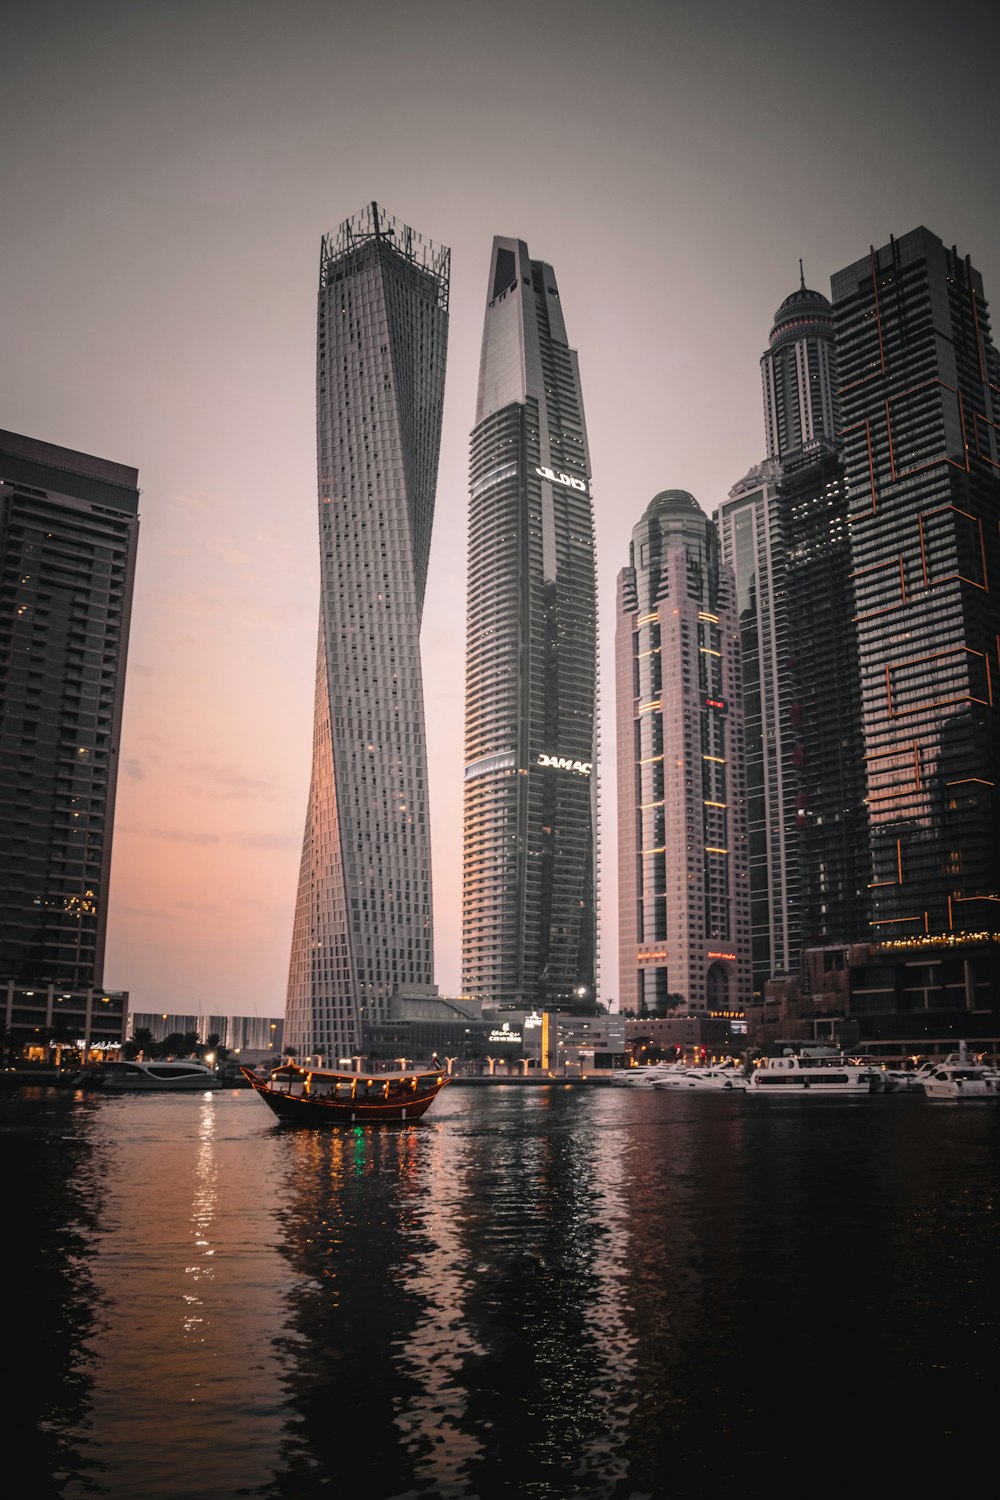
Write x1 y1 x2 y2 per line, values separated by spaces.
7 1084 1000 1498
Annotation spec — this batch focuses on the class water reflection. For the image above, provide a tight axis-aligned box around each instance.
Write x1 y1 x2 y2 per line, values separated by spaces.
58 1091 288 1500
5 1087 104 1493
9 1084 1000 1499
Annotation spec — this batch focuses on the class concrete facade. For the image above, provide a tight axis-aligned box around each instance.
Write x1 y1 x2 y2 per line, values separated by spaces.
616 491 751 1015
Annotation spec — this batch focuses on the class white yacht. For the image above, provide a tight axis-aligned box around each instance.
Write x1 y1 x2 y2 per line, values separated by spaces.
653 1065 749 1092
95 1059 222 1092
916 1045 997 1102
745 1046 877 1096
616 1062 685 1089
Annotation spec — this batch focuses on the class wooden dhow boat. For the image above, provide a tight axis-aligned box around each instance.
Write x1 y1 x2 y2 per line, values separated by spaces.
241 1061 449 1125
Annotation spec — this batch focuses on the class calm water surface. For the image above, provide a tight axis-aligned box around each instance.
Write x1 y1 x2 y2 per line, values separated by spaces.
8 1082 1000 1498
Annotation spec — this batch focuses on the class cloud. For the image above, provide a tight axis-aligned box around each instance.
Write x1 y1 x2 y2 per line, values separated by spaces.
112 905 179 922
164 591 305 632
147 828 222 845
181 759 279 800
122 758 145 780
230 831 300 850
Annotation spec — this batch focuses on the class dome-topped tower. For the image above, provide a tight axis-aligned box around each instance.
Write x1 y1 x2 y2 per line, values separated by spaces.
644 488 701 518
630 489 719 610
761 262 838 463
615 487 749 1017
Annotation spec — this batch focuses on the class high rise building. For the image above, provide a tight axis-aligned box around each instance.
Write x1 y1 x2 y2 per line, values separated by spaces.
760 269 838 462
284 204 450 1062
831 227 1000 938
780 440 866 952
616 491 750 1015
715 459 794 996
462 237 598 1011
717 273 867 998
0 429 138 1051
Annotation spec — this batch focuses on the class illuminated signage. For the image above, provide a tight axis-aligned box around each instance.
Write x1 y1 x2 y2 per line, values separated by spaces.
704 697 727 711
535 465 589 494
488 1022 522 1044
537 753 592 775
707 950 737 961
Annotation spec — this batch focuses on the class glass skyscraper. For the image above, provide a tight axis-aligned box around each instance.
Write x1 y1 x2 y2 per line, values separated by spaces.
717 273 867 998
284 204 449 1062
715 459 793 997
462 237 598 1011
0 429 138 1051
832 227 1000 938
616 492 750 1015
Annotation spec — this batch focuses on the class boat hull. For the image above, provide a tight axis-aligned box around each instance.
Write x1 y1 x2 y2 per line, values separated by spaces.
94 1061 222 1091
922 1078 995 1101
745 1078 872 1095
745 1050 877 1095
99 1077 222 1092
655 1069 749 1092
242 1067 447 1125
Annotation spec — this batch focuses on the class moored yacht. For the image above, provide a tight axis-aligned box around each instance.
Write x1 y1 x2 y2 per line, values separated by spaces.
616 1062 686 1089
745 1045 877 1096
916 1044 997 1101
94 1059 222 1092
653 1064 749 1092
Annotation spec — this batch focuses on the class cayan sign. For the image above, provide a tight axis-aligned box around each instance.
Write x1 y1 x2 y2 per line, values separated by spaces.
535 465 589 493
538 753 592 775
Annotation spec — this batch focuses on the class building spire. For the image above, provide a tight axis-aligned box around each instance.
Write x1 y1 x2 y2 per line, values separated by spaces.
799 258 805 290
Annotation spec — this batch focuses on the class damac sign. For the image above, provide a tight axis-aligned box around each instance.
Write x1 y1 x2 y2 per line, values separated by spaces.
538 753 592 775
535 465 589 494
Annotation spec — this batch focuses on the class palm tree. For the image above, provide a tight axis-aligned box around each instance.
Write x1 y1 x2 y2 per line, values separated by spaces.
128 1026 154 1060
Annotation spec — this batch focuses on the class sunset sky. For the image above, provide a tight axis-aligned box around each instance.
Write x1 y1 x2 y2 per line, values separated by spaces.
3 0 997 1015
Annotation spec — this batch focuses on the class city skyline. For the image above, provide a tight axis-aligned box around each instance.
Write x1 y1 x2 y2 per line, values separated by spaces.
2 2 997 1013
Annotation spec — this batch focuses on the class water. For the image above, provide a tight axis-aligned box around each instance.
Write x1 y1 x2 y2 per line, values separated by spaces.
8 1082 1000 1498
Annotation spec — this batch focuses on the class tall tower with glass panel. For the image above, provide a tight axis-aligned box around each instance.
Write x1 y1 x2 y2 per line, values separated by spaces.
0 429 138 1048
284 204 449 1061
716 273 867 996
831 227 1000 939
714 459 792 999
462 237 598 1011
616 491 750 1015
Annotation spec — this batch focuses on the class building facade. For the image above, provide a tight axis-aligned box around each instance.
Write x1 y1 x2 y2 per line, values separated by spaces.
761 275 868 954
0 429 139 1052
462 237 598 1011
128 1012 284 1054
616 491 750 1015
780 440 866 950
715 459 794 997
284 204 450 1062
832 227 1000 940
717 275 867 998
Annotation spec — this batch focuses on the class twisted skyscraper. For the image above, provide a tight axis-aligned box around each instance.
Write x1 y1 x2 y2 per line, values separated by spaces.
462 238 598 1011
285 205 449 1061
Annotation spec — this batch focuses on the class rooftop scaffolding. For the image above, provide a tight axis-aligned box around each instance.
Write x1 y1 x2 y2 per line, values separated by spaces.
320 201 450 309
